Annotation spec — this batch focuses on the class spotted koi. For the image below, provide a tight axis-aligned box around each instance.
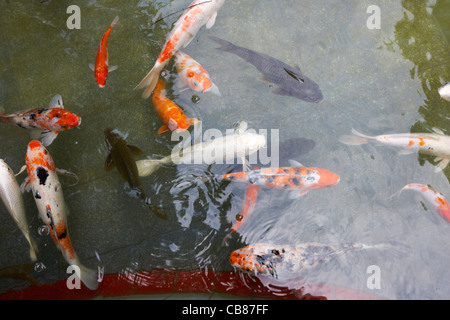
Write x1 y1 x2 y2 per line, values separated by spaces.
152 79 199 134
174 51 220 95
24 140 98 290
339 128 450 171
135 0 226 99
397 183 450 224
0 95 81 146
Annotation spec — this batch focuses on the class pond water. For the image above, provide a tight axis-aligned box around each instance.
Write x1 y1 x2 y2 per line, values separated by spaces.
0 0 449 299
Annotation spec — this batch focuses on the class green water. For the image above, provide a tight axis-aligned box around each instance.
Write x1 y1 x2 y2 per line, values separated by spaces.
0 0 449 299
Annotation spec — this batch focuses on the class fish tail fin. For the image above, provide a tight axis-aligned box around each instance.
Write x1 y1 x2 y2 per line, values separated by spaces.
110 15 119 28
78 264 99 290
135 62 165 99
338 128 371 145
135 159 163 177
208 35 234 52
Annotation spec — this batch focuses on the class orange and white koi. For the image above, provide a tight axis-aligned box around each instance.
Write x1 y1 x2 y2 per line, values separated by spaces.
223 184 259 244
174 51 220 95
135 0 226 99
90 16 119 87
24 140 98 290
230 242 400 280
339 128 450 171
0 159 38 262
219 160 340 199
152 79 199 134
0 94 81 146
396 183 450 224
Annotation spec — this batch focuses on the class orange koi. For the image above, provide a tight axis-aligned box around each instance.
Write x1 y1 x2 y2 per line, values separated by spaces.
397 183 450 224
90 16 119 87
24 140 98 290
220 160 340 199
174 51 220 95
0 94 81 146
152 79 199 134
135 0 226 99
224 184 259 243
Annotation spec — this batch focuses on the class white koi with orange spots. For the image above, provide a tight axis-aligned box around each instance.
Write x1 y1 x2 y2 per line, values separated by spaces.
174 51 220 95
24 140 98 290
397 183 450 224
135 0 226 99
339 128 450 171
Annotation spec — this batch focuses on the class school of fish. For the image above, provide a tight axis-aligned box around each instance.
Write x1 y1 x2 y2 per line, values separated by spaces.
1 1 449 295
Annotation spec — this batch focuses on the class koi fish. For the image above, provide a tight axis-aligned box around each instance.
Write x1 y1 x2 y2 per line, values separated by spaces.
230 242 403 280
0 159 38 262
396 183 450 224
24 140 98 290
90 16 119 87
104 128 166 219
339 128 450 171
439 83 450 102
152 79 199 134
223 184 259 244
219 160 340 199
135 0 226 99
136 121 266 176
208 36 323 103
174 51 220 95
0 94 81 146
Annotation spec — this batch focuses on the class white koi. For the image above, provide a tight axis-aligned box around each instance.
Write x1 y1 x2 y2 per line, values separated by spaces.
0 159 38 262
339 128 450 171
438 83 450 102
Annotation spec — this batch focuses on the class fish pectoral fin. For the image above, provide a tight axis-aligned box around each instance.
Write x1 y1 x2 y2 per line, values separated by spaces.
89 63 95 71
49 94 64 109
15 165 27 177
272 86 289 96
127 145 143 157
288 190 308 199
109 65 118 72
20 177 31 193
242 157 251 172
257 75 270 83
40 130 59 147
206 11 217 29
158 125 170 134
435 157 450 172
288 159 304 167
398 149 415 155
431 127 445 135
105 154 115 171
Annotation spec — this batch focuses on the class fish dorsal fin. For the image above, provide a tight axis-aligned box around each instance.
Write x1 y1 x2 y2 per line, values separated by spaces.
431 127 445 135
288 159 303 167
284 68 305 83
40 130 59 147
127 145 143 157
235 121 248 134
89 63 95 71
206 11 218 29
49 94 64 109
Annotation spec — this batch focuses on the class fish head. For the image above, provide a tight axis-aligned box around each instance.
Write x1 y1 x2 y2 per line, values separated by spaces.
316 169 340 188
230 244 282 276
170 117 190 133
239 132 266 154
25 140 56 175
104 127 122 148
292 78 323 103
50 109 81 131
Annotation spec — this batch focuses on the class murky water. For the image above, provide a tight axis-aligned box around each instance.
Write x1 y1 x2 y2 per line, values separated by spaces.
0 0 449 299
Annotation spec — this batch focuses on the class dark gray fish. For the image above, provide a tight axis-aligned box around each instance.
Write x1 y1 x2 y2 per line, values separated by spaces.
104 128 167 219
209 36 323 103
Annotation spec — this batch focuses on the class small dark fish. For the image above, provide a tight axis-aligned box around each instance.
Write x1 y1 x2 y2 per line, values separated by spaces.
104 128 166 219
209 36 323 103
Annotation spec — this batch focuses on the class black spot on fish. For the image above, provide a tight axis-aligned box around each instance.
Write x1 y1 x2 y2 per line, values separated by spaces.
37 109 47 114
34 190 41 199
58 229 67 240
30 113 36 120
292 177 301 186
36 167 49 186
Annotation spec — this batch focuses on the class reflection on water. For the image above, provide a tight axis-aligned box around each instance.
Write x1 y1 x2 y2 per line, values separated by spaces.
0 0 450 299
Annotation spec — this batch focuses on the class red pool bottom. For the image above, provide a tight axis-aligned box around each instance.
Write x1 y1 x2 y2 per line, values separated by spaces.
0 270 383 300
